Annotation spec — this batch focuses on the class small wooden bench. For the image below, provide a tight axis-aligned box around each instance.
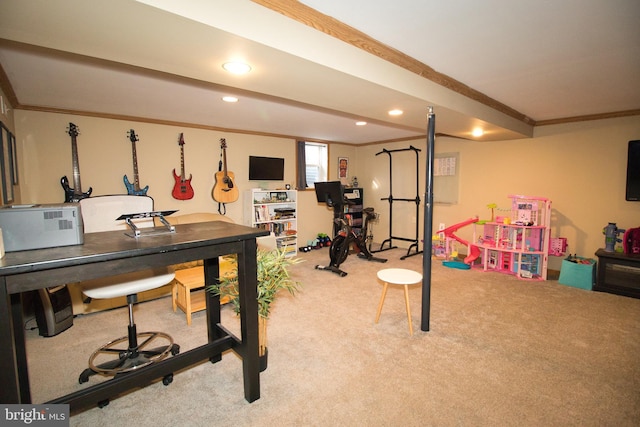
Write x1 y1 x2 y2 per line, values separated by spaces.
172 266 206 326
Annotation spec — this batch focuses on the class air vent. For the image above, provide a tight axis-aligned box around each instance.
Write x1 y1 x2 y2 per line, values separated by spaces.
58 219 74 230
44 210 63 220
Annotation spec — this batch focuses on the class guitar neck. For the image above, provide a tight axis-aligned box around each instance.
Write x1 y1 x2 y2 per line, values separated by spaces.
70 134 83 193
180 145 186 180
222 147 228 176
131 140 140 190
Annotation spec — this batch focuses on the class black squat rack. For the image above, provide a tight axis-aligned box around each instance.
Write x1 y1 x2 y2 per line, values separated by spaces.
374 145 422 260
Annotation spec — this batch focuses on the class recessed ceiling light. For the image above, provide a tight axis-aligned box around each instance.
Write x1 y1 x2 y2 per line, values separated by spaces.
222 96 238 103
356 121 367 126
388 109 403 116
472 127 484 137
222 61 252 75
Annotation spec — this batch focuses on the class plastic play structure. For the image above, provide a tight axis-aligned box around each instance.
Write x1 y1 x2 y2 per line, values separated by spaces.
440 217 481 265
433 195 556 280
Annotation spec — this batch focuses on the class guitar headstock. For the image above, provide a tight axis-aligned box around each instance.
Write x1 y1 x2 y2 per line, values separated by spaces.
128 129 138 143
220 138 227 149
67 122 79 138
178 133 185 146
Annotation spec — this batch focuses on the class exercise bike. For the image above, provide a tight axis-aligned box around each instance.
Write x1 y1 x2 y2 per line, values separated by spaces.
315 207 387 277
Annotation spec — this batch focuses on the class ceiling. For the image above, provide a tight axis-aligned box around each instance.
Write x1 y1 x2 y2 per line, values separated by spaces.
0 0 638 145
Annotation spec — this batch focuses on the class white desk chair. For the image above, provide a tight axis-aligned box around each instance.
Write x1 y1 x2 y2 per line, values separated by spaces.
77 195 179 386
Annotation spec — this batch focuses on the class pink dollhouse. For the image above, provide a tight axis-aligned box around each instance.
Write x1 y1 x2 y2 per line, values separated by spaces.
475 195 551 280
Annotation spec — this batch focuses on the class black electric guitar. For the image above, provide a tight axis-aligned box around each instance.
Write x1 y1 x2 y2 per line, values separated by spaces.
212 138 239 203
123 129 149 195
61 122 92 203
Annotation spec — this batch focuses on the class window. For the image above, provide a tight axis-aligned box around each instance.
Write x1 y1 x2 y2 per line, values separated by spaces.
305 142 328 186
297 141 327 189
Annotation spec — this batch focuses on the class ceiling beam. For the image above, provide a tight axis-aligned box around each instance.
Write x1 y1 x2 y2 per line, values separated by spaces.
252 0 535 126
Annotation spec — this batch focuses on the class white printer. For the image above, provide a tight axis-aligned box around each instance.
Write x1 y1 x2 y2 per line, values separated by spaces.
0 203 84 252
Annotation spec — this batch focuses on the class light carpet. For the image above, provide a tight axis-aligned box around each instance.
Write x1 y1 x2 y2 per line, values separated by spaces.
24 247 640 426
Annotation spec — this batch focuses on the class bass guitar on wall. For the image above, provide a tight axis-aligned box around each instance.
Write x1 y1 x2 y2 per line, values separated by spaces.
212 138 239 203
172 132 194 200
123 129 149 195
61 122 92 202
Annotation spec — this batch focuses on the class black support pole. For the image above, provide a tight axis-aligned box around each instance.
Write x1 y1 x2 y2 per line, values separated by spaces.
421 107 435 332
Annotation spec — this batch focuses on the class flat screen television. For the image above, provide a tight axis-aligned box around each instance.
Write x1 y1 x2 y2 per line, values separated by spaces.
314 181 344 207
248 156 284 181
626 140 640 201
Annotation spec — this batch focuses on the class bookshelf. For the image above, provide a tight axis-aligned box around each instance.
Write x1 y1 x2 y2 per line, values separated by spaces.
244 189 297 257
343 187 364 237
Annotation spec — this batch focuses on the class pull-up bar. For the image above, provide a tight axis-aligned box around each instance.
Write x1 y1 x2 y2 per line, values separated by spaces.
374 145 422 260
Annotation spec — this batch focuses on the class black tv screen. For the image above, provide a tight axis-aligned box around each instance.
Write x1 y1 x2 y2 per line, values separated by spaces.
626 140 640 201
314 181 344 207
249 156 284 181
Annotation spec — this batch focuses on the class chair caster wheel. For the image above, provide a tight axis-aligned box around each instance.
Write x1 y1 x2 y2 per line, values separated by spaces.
163 374 173 386
98 399 109 408
171 344 180 356
79 369 92 384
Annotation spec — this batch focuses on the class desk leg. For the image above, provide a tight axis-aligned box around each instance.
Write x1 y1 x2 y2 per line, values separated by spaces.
13 294 31 402
0 281 31 403
204 257 222 364
237 238 260 403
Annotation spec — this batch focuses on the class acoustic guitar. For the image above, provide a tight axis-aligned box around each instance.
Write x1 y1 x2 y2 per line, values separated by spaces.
172 133 194 200
212 138 239 203
123 129 149 195
61 122 92 202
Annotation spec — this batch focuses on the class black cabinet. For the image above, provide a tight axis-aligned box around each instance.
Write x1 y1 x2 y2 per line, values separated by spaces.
594 249 640 298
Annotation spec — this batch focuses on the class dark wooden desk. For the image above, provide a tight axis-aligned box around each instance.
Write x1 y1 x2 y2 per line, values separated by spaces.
0 221 268 410
594 248 640 298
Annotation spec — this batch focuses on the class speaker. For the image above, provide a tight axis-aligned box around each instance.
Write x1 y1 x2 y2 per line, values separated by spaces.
34 285 73 337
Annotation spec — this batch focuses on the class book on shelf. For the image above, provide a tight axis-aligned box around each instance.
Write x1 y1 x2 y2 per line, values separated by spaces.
254 205 270 222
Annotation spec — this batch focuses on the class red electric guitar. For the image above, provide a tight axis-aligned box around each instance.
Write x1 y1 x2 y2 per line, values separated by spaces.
171 133 194 200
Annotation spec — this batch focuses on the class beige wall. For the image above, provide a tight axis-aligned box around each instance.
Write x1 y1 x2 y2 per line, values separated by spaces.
12 110 640 269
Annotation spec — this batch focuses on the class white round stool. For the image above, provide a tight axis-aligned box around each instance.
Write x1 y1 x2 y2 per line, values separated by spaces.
375 268 422 335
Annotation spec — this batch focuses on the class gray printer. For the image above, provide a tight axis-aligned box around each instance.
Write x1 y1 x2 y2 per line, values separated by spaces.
0 203 84 252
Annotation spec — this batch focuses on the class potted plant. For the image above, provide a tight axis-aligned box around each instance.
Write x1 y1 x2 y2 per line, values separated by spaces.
207 248 302 371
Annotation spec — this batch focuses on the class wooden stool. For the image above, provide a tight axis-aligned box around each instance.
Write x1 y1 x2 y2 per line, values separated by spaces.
375 268 422 335
172 266 206 325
